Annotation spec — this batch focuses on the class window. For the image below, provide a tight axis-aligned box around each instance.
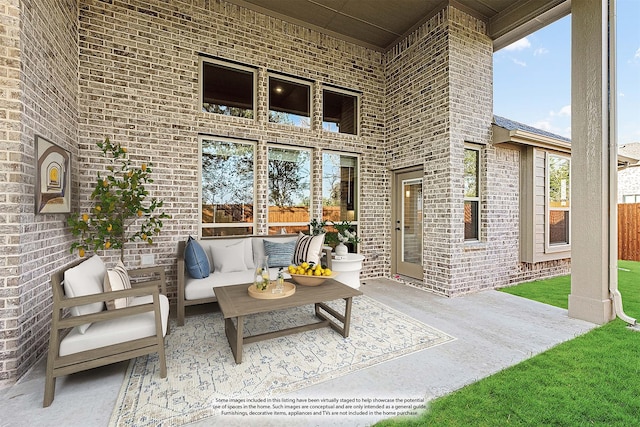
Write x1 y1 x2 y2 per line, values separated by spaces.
623 194 640 203
268 146 311 234
547 153 570 247
322 88 359 135
464 146 480 241
200 58 255 118
268 74 311 128
200 137 255 237
322 152 358 222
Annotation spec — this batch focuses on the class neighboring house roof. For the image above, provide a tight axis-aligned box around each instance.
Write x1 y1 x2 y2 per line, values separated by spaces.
492 115 571 153
618 142 640 161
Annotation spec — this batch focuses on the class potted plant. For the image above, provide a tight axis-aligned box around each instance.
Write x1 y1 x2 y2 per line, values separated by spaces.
332 220 361 256
67 137 170 259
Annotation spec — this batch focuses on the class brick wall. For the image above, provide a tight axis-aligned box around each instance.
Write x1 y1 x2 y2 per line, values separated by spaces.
76 0 386 296
0 0 575 386
0 0 79 387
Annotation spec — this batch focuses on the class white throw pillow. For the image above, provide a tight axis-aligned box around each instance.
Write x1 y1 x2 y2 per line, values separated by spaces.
103 260 132 310
211 240 248 273
293 232 325 265
63 254 107 334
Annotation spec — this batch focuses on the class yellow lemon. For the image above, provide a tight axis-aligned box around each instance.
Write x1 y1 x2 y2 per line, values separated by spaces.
141 164 147 171
137 210 143 217
82 213 89 222
314 269 321 276
301 262 309 269
104 241 111 249
78 248 85 257
323 268 332 276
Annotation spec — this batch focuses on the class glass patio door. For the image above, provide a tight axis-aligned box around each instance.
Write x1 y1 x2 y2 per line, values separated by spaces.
393 169 423 279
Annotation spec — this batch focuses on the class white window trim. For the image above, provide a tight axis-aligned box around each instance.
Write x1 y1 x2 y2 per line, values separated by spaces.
267 72 313 129
198 135 257 238
464 144 482 242
266 144 313 230
321 85 361 137
545 152 571 253
199 56 257 119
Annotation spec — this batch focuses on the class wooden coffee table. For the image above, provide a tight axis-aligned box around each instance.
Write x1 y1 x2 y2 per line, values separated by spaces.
215 279 363 364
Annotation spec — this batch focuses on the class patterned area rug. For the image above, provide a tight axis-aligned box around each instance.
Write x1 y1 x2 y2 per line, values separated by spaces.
109 295 455 426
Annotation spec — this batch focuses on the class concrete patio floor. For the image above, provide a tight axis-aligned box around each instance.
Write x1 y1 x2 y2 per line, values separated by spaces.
0 278 596 427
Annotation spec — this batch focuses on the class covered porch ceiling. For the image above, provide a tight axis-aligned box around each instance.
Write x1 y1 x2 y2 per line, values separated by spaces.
226 0 571 51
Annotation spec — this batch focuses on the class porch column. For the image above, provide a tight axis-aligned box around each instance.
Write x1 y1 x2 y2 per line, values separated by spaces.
568 0 613 324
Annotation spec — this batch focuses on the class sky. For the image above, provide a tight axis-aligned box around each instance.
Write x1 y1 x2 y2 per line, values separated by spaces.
493 0 640 145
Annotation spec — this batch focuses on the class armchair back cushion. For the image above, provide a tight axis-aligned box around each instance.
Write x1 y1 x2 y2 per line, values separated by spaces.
184 236 210 279
63 254 106 334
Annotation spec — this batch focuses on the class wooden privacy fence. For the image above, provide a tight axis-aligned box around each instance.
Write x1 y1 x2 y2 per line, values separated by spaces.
619 203 640 261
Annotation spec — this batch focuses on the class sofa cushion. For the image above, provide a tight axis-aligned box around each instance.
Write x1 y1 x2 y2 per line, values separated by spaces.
184 268 291 301
103 260 132 310
199 238 254 271
263 239 296 267
211 240 247 273
293 232 325 265
184 236 210 279
63 254 107 334
59 294 169 356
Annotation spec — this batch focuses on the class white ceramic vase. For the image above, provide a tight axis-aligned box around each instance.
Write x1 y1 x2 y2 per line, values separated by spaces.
335 242 348 256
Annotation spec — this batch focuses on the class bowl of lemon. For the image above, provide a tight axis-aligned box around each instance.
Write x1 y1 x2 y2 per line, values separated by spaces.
287 262 337 286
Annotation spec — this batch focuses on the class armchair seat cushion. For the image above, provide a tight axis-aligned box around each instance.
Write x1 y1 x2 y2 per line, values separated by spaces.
59 294 169 357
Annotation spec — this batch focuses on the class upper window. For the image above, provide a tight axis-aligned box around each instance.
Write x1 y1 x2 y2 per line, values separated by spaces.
268 146 311 234
201 58 255 119
464 146 481 241
322 152 358 222
268 74 311 128
200 137 255 237
547 153 570 247
322 88 359 135
623 194 640 203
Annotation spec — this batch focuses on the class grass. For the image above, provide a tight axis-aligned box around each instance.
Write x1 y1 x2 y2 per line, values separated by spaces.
375 260 640 427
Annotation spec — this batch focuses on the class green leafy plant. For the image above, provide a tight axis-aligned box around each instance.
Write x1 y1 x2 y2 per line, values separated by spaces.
67 137 170 259
309 218 328 236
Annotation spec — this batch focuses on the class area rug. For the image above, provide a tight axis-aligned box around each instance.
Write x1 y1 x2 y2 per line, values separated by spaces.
109 295 455 426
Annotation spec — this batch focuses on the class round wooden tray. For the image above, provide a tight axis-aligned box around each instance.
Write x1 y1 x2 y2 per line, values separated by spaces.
247 282 296 299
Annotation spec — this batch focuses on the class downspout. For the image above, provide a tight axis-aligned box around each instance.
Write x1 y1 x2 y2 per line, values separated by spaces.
608 0 637 329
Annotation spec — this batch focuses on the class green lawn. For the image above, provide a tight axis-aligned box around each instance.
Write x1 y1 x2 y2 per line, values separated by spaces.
375 260 640 427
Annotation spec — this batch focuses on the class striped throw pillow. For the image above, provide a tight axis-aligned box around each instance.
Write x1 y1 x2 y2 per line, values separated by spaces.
293 232 325 265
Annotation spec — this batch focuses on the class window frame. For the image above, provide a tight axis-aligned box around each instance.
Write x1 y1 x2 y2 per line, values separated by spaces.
545 152 571 252
321 150 360 223
199 135 256 238
199 56 256 119
267 73 313 129
322 86 360 136
266 144 313 234
463 144 482 242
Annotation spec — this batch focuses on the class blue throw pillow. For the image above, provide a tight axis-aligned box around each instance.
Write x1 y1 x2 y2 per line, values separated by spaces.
263 240 296 268
184 236 210 279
